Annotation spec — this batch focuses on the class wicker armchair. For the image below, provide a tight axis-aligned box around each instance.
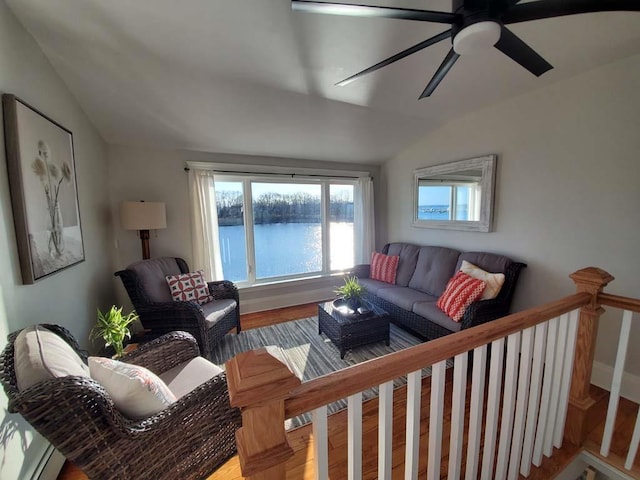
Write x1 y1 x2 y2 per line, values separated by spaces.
0 325 241 480
115 257 240 358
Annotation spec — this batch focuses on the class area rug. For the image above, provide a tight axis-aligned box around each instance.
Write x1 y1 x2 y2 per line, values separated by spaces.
210 316 448 428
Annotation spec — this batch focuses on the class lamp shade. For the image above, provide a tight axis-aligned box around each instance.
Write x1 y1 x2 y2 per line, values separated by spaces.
121 201 167 230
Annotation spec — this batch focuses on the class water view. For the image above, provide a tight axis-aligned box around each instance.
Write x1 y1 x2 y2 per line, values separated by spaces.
219 222 354 282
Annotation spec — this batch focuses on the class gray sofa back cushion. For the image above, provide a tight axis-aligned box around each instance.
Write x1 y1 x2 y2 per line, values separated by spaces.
456 252 512 275
384 243 421 287
408 246 461 296
128 257 182 303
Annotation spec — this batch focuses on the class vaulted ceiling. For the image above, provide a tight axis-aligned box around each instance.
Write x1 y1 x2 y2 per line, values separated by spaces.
6 0 640 163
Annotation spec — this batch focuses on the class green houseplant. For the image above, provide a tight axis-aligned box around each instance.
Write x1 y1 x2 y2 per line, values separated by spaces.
335 276 366 311
91 306 139 358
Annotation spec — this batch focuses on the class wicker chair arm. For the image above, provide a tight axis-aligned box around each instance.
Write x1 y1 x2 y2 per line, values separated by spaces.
207 280 239 302
121 372 239 439
120 331 200 375
352 264 370 279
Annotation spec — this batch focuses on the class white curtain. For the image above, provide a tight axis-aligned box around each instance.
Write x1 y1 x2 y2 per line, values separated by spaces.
354 177 375 264
188 168 223 280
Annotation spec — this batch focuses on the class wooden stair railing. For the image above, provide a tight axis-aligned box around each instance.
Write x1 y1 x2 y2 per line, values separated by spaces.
226 267 623 479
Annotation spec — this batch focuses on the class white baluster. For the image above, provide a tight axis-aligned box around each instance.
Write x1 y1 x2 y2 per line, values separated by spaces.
601 309 633 457
313 406 329 480
520 322 548 476
448 353 468 480
508 327 535 480
379 381 394 480
481 337 505 480
543 313 568 457
348 392 362 480
553 309 580 447
428 361 447 480
495 333 521 480
465 345 487 480
625 405 640 470
533 316 559 466
404 370 422 480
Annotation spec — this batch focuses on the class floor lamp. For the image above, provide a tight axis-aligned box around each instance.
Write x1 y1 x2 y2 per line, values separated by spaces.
121 201 167 260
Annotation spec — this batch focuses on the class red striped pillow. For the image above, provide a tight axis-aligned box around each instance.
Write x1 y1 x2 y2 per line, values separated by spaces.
370 252 399 284
437 271 487 322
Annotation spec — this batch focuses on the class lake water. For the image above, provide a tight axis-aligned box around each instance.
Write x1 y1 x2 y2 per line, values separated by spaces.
219 222 354 282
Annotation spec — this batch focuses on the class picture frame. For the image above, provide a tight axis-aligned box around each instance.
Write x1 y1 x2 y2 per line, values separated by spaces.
2 94 85 284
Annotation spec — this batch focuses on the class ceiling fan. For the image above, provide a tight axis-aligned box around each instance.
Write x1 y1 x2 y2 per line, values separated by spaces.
292 0 640 98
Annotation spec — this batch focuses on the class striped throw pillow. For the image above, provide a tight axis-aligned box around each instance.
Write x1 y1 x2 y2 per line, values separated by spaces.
460 260 505 300
437 271 487 322
370 252 399 284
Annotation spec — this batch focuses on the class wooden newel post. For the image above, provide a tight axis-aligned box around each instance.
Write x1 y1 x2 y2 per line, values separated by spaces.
566 266 614 446
226 347 301 480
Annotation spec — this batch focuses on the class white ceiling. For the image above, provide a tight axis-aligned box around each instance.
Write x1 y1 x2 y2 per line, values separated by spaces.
6 0 640 164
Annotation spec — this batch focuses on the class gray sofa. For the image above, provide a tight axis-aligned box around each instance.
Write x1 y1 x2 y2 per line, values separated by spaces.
353 243 526 340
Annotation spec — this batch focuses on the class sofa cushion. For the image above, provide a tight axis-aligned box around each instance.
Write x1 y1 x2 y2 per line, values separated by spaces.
159 357 224 399
202 298 237 327
377 286 437 311
166 270 213 305
370 252 399 284
14 325 89 391
437 272 486 321
412 302 463 333
460 260 505 300
88 356 177 419
359 278 395 296
385 243 421 287
408 246 461 296
456 252 512 278
128 257 182 303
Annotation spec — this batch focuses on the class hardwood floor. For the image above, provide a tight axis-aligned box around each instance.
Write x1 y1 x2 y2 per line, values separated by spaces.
57 303 638 480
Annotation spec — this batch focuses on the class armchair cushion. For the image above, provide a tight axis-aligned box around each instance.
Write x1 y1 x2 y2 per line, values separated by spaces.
88 356 176 419
14 325 89 391
128 257 182 302
166 270 213 305
202 298 238 326
160 356 224 399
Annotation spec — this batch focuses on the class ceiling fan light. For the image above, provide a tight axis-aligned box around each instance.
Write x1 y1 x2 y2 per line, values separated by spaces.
453 21 501 55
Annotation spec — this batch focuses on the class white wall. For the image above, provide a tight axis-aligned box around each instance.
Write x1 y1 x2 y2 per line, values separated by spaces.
383 54 640 378
0 2 113 478
107 145 381 312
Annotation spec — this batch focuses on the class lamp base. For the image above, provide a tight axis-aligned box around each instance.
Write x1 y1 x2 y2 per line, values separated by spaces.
140 229 151 260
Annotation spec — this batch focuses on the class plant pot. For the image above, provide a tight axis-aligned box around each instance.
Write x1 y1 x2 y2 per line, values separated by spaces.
346 297 361 311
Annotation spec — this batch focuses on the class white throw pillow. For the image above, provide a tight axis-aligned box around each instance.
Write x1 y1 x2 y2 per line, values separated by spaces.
88 356 177 419
460 260 506 300
14 325 89 391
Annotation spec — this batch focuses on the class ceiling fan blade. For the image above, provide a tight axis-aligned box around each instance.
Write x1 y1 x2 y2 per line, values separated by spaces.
292 1 458 24
337 30 452 86
495 27 552 77
419 49 460 99
503 0 640 24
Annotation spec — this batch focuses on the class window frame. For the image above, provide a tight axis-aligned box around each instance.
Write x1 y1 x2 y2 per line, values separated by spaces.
214 173 357 288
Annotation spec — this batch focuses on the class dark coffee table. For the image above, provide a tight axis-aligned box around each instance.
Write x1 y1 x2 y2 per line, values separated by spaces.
318 299 390 358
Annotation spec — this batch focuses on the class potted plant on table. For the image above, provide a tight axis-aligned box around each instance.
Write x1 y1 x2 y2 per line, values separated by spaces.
334 276 366 312
91 306 139 359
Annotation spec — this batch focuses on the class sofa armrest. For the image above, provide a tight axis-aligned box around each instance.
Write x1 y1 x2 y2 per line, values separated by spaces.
121 331 201 375
352 264 370 279
460 298 508 330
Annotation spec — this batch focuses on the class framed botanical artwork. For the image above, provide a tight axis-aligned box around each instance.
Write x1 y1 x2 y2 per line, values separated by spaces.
2 94 84 284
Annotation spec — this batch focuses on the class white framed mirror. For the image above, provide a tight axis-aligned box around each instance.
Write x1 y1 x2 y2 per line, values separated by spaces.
412 154 497 232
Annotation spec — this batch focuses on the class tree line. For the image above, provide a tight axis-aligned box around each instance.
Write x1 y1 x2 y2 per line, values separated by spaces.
216 190 354 226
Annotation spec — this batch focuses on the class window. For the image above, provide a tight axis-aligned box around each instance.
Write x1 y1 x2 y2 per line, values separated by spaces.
215 175 356 285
